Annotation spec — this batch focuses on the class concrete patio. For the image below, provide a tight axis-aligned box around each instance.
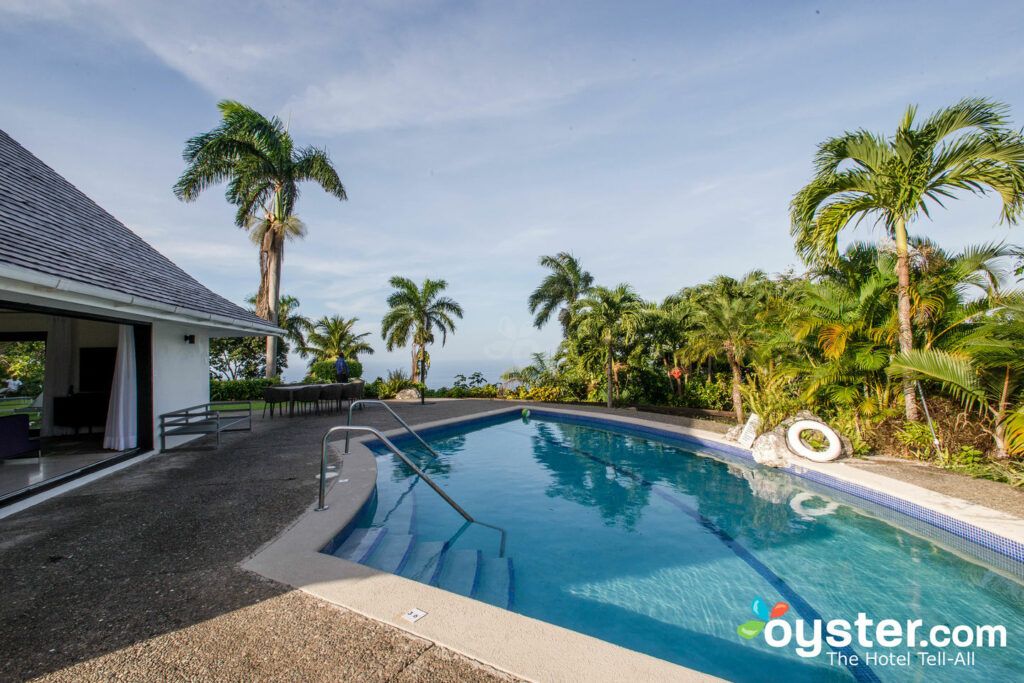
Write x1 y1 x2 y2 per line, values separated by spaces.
0 399 727 682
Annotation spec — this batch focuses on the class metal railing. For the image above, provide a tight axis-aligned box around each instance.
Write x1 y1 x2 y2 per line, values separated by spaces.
318 424 506 556
343 399 443 459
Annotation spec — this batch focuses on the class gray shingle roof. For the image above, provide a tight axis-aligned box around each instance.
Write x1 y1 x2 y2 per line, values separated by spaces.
0 128 277 332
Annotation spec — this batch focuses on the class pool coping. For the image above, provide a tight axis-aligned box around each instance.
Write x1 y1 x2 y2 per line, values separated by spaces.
241 405 1024 682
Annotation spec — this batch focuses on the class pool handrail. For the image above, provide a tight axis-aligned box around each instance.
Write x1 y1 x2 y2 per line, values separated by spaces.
318 424 507 557
343 399 443 461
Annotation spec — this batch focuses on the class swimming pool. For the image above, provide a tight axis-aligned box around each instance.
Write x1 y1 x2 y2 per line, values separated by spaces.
323 410 1024 682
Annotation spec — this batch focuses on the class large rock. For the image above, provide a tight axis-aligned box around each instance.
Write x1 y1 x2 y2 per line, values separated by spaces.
395 388 421 401
750 432 791 468
725 425 742 442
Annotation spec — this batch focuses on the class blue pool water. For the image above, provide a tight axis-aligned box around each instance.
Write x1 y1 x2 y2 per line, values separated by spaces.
325 412 1024 682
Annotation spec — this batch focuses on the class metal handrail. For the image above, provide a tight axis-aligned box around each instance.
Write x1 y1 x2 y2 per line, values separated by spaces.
343 399 443 460
317 424 507 556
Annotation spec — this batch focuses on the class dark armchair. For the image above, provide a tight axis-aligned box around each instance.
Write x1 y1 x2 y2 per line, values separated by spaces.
0 414 40 459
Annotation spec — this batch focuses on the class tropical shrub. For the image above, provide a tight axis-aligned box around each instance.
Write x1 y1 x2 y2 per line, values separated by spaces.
370 369 415 399
306 358 363 383
739 366 802 430
620 365 672 405
674 375 731 411
508 386 562 402
210 378 279 401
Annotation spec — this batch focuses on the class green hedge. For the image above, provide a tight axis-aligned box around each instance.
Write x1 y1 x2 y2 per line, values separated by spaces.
210 378 279 401
307 358 364 383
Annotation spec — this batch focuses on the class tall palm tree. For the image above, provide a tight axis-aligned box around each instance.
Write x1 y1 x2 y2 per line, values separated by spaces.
691 273 768 423
790 97 1024 420
246 293 309 355
174 100 347 378
528 252 594 335
299 315 375 363
381 277 464 383
570 284 645 408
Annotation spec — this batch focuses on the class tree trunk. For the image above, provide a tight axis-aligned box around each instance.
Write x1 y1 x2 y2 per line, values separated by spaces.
606 342 614 408
264 242 283 379
894 217 920 421
726 346 743 424
410 344 419 382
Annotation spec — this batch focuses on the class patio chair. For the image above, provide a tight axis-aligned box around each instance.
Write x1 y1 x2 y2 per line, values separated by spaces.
261 386 287 418
341 381 365 410
320 383 345 414
295 385 323 416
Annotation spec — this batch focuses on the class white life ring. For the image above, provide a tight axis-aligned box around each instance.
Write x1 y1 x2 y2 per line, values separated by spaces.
789 492 841 519
786 420 843 462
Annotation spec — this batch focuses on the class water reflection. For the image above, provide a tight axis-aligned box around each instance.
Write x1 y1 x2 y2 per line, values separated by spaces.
531 422 651 529
530 422 835 548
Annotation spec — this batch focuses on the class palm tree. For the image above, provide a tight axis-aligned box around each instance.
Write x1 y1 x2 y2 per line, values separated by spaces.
299 315 375 363
381 277 464 383
691 273 768 423
889 302 1024 458
529 252 594 335
174 100 347 378
501 352 558 389
247 293 309 355
570 284 645 408
791 97 1024 420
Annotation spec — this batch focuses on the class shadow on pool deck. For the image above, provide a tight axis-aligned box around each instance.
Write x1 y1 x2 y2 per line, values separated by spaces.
0 400 532 682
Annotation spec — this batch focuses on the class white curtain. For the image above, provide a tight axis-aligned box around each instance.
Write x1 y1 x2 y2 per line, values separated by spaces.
42 316 74 437
103 325 137 451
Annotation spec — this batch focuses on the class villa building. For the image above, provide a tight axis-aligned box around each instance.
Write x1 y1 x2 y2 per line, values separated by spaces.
0 128 281 501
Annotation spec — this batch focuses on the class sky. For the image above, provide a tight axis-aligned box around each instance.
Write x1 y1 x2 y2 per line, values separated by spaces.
2 0 1024 386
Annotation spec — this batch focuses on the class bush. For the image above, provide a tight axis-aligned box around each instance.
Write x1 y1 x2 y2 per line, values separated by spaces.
507 386 562 402
621 365 672 405
210 378 279 401
669 375 730 410
306 358 363 383
369 369 415 399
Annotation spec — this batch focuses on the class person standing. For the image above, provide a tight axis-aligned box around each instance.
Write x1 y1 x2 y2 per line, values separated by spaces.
334 355 349 383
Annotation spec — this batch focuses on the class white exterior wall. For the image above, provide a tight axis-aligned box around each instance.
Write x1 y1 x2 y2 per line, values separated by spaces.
151 321 210 450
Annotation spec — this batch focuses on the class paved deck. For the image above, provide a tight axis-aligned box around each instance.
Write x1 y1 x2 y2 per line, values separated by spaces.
1 400 526 682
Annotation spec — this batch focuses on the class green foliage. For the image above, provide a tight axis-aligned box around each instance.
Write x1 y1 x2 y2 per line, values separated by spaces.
306 358 363 382
528 252 594 334
739 366 802 431
381 276 463 382
0 341 45 396
508 386 562 402
210 378 279 401
827 408 873 456
369 369 416 399
210 336 287 380
895 421 937 459
299 315 374 362
674 375 730 410
620 365 671 405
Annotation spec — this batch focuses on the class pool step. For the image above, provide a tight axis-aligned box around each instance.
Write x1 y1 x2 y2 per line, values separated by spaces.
475 556 515 610
375 484 418 535
399 540 446 582
332 527 386 563
331 529 514 612
364 533 417 574
434 549 481 595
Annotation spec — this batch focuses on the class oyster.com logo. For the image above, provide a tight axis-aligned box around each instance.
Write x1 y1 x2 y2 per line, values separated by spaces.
737 597 789 639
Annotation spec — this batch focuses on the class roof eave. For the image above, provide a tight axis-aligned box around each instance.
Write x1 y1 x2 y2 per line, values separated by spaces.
0 262 284 337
